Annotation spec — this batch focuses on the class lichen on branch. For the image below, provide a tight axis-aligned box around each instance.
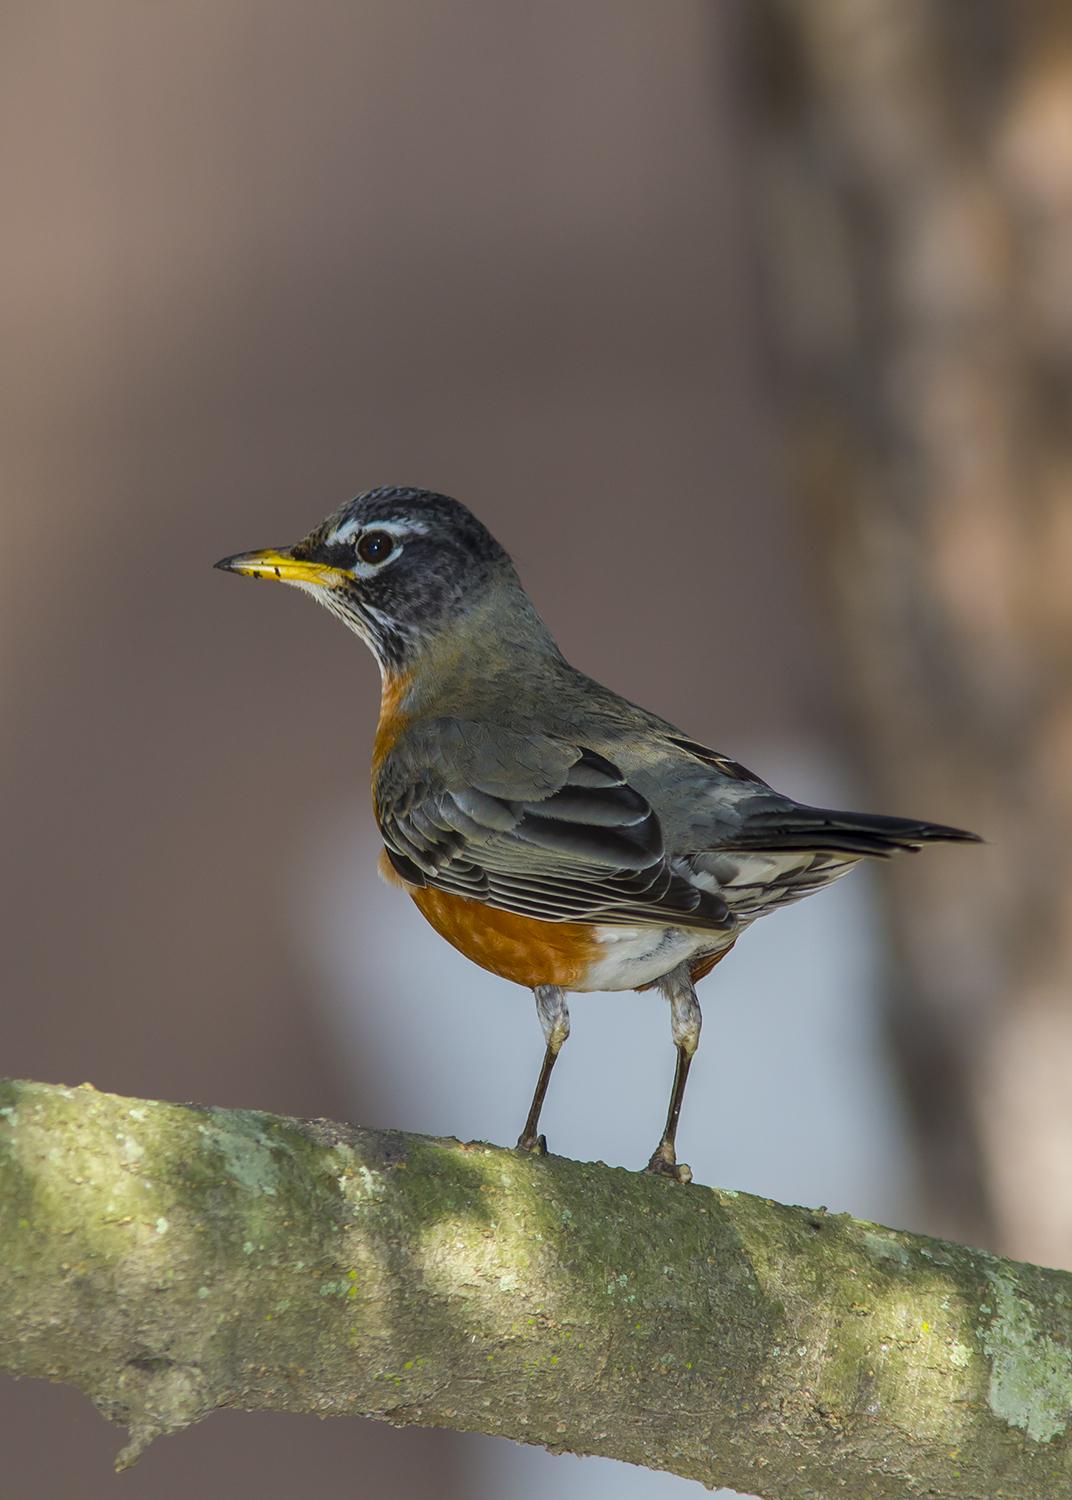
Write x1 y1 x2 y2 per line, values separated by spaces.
1 1078 1070 1497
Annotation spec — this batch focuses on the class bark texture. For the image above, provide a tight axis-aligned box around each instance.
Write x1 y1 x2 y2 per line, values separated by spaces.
745 0 1072 1265
1 1079 1071 1497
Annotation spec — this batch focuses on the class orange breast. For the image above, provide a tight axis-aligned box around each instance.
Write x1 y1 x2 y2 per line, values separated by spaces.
371 670 411 781
408 885 600 990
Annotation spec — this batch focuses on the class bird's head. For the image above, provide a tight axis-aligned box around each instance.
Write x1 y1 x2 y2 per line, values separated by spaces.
215 487 531 675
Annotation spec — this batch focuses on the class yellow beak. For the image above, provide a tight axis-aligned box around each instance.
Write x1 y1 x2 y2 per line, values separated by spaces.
213 547 352 588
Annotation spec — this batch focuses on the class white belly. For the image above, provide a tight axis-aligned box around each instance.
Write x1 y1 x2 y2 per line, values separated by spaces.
575 924 727 993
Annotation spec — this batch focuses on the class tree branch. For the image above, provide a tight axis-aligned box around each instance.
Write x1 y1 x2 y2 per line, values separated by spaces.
2 1079 1070 1496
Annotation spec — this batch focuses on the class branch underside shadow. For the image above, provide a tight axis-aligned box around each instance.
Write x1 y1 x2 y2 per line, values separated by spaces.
1 1079 1070 1498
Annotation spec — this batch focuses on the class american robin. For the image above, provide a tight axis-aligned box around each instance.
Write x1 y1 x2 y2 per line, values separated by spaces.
216 487 979 1181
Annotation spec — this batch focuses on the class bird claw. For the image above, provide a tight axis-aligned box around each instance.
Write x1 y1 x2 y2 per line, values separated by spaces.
645 1143 692 1184
516 1131 548 1157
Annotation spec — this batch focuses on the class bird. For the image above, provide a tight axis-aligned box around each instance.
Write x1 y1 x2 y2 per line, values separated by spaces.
216 487 979 1181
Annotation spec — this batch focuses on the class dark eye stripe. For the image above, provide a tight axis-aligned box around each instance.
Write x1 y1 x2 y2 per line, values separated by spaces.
357 530 395 565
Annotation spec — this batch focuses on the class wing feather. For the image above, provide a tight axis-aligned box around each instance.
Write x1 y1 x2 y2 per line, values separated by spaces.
377 724 732 932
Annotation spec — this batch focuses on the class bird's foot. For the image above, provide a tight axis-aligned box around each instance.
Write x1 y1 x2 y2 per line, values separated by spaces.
516 1131 548 1157
645 1141 692 1184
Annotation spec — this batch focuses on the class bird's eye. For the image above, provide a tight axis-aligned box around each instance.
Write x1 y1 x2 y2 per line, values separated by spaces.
356 530 395 566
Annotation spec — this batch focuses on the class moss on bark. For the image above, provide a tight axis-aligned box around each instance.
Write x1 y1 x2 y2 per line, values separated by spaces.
1 1078 1070 1497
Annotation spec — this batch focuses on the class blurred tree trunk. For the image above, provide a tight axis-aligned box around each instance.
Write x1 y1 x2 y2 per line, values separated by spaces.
745 0 1072 1265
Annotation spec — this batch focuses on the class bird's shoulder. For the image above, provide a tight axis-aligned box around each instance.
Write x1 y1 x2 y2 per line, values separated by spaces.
372 656 773 809
374 715 583 804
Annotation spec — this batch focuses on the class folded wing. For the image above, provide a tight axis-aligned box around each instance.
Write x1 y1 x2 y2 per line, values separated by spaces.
376 719 732 931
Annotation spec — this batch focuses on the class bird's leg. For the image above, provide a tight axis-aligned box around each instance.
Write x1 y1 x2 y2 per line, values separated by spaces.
517 984 570 1155
646 962 701 1183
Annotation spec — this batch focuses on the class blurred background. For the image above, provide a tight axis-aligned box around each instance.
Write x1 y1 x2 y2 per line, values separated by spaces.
3 2 1069 1496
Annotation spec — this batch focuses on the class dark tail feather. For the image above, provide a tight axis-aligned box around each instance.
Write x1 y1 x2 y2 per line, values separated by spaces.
733 804 982 859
